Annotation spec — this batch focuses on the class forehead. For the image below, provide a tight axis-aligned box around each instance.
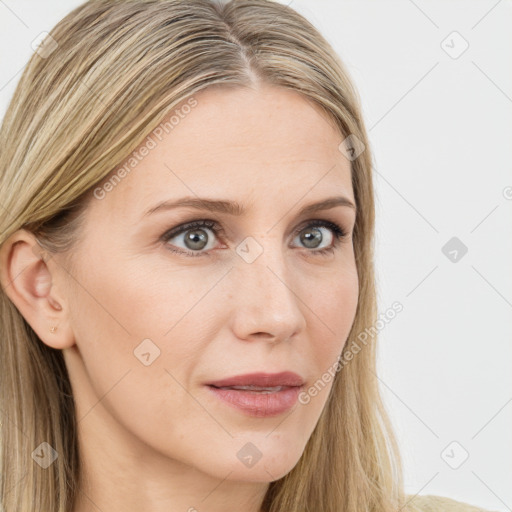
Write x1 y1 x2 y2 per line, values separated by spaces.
89 84 354 221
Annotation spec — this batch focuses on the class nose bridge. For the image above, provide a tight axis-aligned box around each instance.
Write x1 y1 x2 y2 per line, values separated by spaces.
229 235 306 341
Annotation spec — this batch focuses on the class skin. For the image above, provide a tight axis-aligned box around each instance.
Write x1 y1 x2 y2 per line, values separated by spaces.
0 83 359 512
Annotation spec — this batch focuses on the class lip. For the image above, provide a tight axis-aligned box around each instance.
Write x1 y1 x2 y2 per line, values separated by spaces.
206 371 304 388
205 372 305 418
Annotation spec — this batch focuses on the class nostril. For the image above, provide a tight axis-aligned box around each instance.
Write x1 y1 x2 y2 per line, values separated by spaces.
251 332 277 340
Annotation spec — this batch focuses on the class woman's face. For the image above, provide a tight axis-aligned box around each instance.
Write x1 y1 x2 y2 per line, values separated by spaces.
61 83 359 483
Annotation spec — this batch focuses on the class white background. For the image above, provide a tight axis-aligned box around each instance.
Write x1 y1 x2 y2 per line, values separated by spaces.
1 1 510 511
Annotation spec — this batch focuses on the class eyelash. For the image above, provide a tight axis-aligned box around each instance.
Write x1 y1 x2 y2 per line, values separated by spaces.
160 219 349 258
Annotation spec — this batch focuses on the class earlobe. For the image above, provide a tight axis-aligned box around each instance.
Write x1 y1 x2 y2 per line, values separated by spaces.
0 229 75 350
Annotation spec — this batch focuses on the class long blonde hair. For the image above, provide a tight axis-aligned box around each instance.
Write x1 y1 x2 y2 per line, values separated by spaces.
0 1 408 510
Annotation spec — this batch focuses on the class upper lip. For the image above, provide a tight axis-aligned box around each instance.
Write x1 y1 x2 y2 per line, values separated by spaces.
207 371 304 388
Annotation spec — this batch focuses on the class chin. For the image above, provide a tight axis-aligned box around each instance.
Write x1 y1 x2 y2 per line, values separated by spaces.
198 436 305 483
224 457 300 483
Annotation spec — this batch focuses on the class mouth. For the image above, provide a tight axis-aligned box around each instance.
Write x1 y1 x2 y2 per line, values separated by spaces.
205 372 305 417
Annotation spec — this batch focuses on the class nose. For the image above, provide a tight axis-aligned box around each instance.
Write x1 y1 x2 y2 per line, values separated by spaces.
227 241 307 344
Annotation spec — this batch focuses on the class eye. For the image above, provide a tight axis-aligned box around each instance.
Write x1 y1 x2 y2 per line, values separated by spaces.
160 219 349 258
291 219 348 256
161 220 222 258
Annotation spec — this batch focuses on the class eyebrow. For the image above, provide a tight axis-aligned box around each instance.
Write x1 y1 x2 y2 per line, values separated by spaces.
144 195 357 218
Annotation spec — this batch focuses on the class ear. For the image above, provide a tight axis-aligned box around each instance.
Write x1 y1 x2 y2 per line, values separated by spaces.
0 229 75 350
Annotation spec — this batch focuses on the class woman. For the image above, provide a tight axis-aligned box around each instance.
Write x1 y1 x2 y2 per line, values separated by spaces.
0 1 496 511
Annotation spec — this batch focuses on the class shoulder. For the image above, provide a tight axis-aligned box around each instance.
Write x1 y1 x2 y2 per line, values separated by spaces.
405 493 498 512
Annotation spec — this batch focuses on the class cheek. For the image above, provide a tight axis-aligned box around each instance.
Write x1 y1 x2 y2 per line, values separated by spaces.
292 267 358 417
303 262 359 359
65 251 226 396
65 255 222 453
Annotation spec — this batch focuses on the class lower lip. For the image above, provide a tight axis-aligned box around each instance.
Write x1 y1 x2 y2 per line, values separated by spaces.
206 385 302 417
